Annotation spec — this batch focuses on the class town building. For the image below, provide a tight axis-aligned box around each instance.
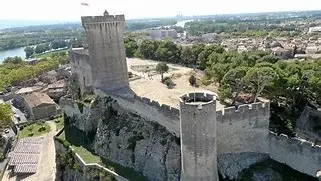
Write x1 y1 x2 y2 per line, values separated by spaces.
149 29 178 39
22 92 59 120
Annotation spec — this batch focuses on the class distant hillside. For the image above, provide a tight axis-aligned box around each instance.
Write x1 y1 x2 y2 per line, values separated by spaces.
0 19 80 30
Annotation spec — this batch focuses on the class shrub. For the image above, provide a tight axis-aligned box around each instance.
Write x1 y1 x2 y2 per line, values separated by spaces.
38 126 46 132
28 126 33 132
128 71 133 78
28 132 34 137
162 76 171 83
189 75 197 86
201 76 212 86
164 78 175 88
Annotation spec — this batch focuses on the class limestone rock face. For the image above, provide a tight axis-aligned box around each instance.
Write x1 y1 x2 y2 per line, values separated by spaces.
217 152 269 180
60 96 106 133
93 97 181 181
59 167 87 181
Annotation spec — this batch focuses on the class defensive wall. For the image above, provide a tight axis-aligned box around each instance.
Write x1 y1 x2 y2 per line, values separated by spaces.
110 94 181 136
110 94 320 178
69 50 93 95
216 102 270 154
111 94 270 154
61 91 321 178
268 132 321 177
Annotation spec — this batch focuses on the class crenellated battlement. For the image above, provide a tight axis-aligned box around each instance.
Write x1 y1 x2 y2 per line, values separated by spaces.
269 131 321 148
133 94 180 117
81 14 125 26
216 101 270 127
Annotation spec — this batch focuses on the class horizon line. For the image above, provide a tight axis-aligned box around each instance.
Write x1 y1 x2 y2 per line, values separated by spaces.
1 9 320 22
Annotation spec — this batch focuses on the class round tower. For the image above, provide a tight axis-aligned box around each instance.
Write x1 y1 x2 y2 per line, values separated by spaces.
179 91 218 181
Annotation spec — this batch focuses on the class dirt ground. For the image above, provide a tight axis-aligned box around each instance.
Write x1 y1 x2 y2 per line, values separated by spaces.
4 121 57 181
127 58 225 110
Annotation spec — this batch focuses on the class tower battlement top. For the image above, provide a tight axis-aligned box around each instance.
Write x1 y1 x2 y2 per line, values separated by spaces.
81 11 125 25
180 91 216 106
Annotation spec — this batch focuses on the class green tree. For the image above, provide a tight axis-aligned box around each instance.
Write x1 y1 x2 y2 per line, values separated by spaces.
51 41 68 49
136 40 159 59
156 62 169 82
180 47 193 65
258 55 280 64
24 47 34 58
221 67 248 105
206 63 231 83
0 104 12 132
3 56 24 64
124 37 138 58
244 67 277 102
218 84 232 102
197 45 224 70
155 40 181 63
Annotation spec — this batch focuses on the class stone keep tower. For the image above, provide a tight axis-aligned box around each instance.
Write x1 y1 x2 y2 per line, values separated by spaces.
81 10 129 92
179 92 218 181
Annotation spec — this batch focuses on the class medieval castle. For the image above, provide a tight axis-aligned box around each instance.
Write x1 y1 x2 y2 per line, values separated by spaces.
64 11 321 181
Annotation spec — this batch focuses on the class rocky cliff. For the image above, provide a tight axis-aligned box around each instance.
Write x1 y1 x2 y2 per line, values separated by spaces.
93 97 181 181
60 95 181 181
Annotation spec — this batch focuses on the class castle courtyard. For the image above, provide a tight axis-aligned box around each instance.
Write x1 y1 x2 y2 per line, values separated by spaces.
127 58 225 110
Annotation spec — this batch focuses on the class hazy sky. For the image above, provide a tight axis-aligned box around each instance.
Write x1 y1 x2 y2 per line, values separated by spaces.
0 0 320 21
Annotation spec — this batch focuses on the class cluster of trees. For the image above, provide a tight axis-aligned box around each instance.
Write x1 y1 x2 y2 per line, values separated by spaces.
184 20 302 37
0 104 12 132
124 38 321 134
208 54 321 135
2 56 24 64
0 53 68 91
0 23 82 51
24 41 69 58
125 38 181 63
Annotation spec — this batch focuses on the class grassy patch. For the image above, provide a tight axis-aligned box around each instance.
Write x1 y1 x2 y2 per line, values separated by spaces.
19 122 51 138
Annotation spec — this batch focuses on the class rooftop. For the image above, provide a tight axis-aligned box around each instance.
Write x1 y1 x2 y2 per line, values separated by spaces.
8 137 43 174
16 86 42 95
23 92 56 108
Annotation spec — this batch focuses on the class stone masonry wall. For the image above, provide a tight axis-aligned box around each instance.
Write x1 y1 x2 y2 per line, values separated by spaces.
111 94 181 136
69 50 93 95
83 13 129 92
268 132 321 177
113 94 270 154
216 102 270 154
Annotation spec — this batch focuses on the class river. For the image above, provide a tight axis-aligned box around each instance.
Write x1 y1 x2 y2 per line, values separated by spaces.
0 47 26 63
175 20 193 28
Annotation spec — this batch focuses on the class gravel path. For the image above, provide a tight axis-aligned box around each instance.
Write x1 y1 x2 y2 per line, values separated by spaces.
128 58 225 110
